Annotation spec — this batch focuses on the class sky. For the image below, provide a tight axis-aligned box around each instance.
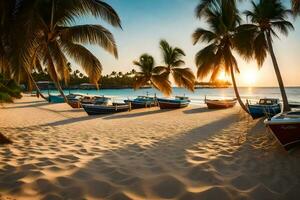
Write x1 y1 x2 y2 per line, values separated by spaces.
74 0 300 87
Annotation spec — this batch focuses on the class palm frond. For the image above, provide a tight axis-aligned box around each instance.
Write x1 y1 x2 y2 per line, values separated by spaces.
151 72 172 96
195 0 219 19
195 44 217 79
253 32 268 67
133 76 149 90
192 28 217 45
172 68 195 92
61 41 102 85
53 0 121 28
271 20 294 36
233 24 258 60
48 41 69 83
59 24 118 58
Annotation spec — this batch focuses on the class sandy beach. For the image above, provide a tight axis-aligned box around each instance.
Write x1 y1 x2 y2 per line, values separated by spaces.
0 95 300 200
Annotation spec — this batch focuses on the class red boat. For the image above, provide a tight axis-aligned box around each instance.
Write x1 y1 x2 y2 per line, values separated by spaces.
205 97 237 109
264 111 300 150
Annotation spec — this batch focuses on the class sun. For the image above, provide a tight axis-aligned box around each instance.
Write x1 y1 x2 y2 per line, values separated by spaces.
242 69 257 86
217 71 227 81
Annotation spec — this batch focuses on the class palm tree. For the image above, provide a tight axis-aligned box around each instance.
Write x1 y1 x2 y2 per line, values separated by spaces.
3 0 121 102
192 0 252 113
33 0 121 101
157 40 195 92
244 0 294 112
133 54 172 96
110 71 117 78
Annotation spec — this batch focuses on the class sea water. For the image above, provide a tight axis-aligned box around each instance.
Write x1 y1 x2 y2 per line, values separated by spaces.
43 87 300 105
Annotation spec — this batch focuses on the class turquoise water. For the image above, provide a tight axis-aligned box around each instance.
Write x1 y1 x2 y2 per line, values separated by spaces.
43 87 300 105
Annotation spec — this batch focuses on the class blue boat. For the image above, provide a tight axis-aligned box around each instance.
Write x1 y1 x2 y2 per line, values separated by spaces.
48 94 65 103
247 98 281 119
124 96 157 109
157 96 190 109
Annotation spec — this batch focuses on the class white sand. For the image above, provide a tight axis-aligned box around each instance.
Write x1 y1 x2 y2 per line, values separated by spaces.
0 95 300 200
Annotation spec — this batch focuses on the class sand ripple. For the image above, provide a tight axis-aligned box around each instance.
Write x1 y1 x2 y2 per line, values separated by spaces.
1 96 300 199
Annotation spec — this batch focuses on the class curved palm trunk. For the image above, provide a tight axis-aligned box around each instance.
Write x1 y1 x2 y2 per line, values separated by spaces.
266 31 290 112
47 0 67 103
29 72 47 100
23 65 47 100
53 80 68 103
230 65 249 113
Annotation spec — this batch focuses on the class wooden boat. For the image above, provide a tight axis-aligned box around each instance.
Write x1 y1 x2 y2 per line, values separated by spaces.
82 103 130 115
124 96 157 109
264 111 300 150
80 95 96 104
94 96 111 105
205 97 237 109
67 94 83 108
48 94 65 103
157 96 190 109
247 98 281 119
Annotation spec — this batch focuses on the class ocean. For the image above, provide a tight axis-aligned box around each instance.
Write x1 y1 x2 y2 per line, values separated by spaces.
43 87 300 106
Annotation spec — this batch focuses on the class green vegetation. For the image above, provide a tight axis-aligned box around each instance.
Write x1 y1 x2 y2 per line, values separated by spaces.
31 67 137 89
0 74 22 103
0 1 121 102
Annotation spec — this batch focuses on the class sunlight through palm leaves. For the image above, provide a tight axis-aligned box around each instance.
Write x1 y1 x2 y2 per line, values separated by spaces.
193 0 252 113
244 0 294 111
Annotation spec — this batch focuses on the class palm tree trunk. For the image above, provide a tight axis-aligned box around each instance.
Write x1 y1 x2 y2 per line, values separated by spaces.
266 31 290 112
23 65 47 100
29 72 47 100
26 45 48 100
53 80 68 103
230 65 249 113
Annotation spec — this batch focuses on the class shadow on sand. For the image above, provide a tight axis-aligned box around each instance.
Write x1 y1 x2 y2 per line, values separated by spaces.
2 113 300 199
102 109 170 120
183 107 216 114
3 101 50 109
0 113 239 199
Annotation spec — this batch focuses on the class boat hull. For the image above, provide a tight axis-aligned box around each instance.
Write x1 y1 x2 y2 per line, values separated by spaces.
68 101 82 109
267 123 300 150
206 100 236 109
248 104 281 119
48 95 65 103
82 104 130 115
157 98 190 109
124 100 156 109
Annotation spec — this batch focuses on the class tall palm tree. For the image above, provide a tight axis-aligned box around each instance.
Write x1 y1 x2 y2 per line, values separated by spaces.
193 0 252 113
4 0 121 102
244 0 294 112
133 54 172 96
157 40 195 93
